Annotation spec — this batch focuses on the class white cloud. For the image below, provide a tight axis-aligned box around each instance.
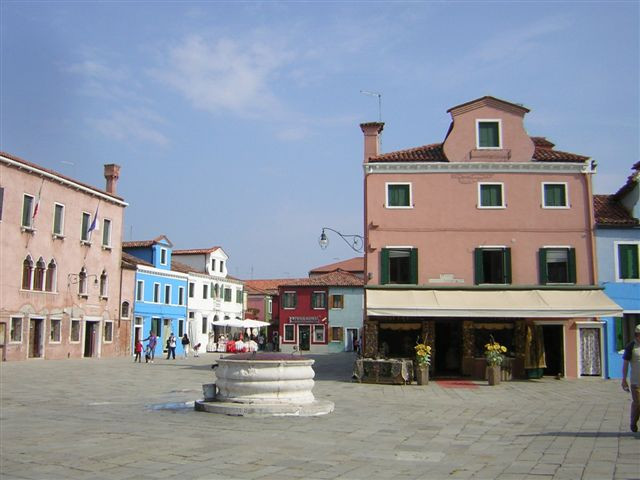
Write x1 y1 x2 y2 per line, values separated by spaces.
89 107 169 147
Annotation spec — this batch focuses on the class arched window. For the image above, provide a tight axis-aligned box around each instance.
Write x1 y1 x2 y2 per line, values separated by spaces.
22 256 33 290
45 259 57 292
78 267 88 295
99 270 108 298
121 301 130 318
33 257 46 291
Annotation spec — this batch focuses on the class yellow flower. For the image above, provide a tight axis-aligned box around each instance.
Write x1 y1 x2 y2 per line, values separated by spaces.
501 346 507 353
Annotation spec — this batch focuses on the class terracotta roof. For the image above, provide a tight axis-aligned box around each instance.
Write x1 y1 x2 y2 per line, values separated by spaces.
594 194 639 227
1 151 126 202
280 270 364 288
123 235 173 248
170 260 198 274
368 137 588 164
173 247 221 255
447 96 530 114
309 257 364 275
121 251 153 269
613 161 640 199
245 279 299 295
369 143 447 163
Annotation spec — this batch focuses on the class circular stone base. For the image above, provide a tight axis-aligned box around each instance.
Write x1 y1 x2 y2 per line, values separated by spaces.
194 399 334 417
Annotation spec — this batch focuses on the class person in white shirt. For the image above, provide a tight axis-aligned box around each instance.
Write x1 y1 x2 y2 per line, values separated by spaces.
235 335 246 353
622 324 640 433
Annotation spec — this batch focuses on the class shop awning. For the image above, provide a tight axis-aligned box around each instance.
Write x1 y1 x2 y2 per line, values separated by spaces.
366 288 623 318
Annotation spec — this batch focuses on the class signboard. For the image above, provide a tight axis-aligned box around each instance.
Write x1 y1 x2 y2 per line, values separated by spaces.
289 316 319 324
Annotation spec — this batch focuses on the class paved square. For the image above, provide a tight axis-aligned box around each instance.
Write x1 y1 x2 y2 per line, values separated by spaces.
1 353 638 479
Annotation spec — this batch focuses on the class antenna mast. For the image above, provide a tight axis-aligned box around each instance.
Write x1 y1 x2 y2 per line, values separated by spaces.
360 90 382 122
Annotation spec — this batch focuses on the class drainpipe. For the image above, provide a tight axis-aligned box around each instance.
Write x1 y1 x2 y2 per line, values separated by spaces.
585 160 598 285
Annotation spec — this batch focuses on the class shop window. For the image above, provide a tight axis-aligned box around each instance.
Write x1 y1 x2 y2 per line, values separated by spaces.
314 325 325 342
50 319 61 343
284 324 295 342
103 321 113 342
473 321 514 357
70 319 81 342
539 248 576 284
10 317 22 342
474 247 511 284
381 248 418 284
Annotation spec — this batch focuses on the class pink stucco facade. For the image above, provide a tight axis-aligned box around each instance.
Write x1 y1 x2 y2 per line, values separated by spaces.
0 152 129 361
361 97 613 380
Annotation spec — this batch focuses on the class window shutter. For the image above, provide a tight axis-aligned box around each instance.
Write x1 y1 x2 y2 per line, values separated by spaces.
474 248 483 285
568 248 576 284
381 249 390 285
538 249 548 285
614 317 623 351
410 248 419 284
504 248 512 284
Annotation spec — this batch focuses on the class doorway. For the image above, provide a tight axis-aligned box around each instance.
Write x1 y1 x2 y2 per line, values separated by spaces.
162 318 171 352
579 327 602 376
84 321 99 357
0 322 6 361
299 325 311 351
542 324 564 376
435 320 462 376
346 328 358 352
28 318 44 358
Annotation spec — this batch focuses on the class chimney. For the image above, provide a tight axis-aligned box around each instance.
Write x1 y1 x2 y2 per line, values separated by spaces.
360 122 384 162
104 164 121 195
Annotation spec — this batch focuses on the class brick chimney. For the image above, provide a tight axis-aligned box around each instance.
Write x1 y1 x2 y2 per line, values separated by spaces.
360 122 384 162
104 164 121 195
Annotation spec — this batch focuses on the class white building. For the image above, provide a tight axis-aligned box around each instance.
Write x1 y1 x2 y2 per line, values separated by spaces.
172 247 244 351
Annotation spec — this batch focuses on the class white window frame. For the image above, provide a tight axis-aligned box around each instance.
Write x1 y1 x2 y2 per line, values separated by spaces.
284 324 295 342
476 119 502 149
78 268 88 297
102 218 112 249
21 193 35 229
385 182 413 209
312 291 327 310
268 298 273 314
331 294 345 310
121 301 130 319
81 211 91 242
70 318 81 343
136 280 144 302
313 324 325 343
575 321 605 379
542 182 569 209
478 182 505 209
103 320 114 343
99 271 109 298
160 248 168 266
49 317 62 343
164 284 171 305
614 241 640 282
283 291 297 310
10 316 23 343
52 202 65 237
178 286 185 306
153 283 160 303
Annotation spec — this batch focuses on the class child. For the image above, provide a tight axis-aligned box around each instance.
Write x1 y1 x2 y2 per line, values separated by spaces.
134 339 143 363
193 343 201 357
144 344 152 363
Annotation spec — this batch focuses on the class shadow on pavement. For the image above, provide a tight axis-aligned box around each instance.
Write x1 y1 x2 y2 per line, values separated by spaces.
519 432 640 438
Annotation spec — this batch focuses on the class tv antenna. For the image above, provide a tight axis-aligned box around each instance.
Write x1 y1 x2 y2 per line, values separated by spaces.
360 90 382 122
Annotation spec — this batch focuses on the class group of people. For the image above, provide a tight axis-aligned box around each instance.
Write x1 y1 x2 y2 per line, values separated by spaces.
216 333 260 353
133 332 201 363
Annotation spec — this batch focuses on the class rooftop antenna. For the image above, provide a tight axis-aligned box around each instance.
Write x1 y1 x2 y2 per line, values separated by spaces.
360 90 382 122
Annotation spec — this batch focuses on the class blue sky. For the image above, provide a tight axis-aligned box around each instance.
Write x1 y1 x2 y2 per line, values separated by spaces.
2 1 638 279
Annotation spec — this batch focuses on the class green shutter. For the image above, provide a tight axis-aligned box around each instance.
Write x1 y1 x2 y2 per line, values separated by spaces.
539 249 548 285
614 317 623 351
504 248 512 284
474 248 483 285
410 248 419 284
568 248 576 283
619 244 639 279
381 249 390 285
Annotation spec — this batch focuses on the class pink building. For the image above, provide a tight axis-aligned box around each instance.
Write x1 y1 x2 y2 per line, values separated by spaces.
0 152 129 361
361 96 622 379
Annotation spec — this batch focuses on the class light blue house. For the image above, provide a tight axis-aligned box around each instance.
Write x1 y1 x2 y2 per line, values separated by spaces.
123 236 188 358
594 162 640 378
328 284 364 353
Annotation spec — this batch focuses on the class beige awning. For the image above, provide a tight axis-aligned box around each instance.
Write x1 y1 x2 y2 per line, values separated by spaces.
366 288 623 318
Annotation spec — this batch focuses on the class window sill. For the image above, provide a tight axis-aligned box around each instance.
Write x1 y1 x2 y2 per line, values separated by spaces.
52 233 65 240
78 293 89 299
100 295 109 300
21 226 36 234
80 240 92 246
477 206 506 209
102 245 112 251
542 205 570 209
385 205 414 209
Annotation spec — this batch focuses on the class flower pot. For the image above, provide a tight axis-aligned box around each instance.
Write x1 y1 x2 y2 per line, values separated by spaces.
416 365 429 385
487 365 501 386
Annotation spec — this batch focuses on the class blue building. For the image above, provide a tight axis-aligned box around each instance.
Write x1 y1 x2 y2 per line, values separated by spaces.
123 236 188 358
594 162 640 378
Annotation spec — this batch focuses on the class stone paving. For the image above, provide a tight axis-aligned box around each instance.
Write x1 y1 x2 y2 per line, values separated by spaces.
1 352 638 480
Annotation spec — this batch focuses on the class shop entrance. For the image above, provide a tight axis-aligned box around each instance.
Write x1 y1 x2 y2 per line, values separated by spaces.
542 324 564 376
28 318 44 358
84 321 99 357
435 320 462 376
378 323 421 358
299 325 311 351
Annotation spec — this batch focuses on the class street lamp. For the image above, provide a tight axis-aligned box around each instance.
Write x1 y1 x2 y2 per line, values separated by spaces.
318 227 364 253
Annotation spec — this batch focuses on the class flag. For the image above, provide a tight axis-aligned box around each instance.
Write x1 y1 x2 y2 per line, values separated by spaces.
32 179 44 221
88 205 100 234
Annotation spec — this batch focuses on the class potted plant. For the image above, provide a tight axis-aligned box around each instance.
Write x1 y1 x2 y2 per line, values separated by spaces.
414 341 432 385
484 337 507 386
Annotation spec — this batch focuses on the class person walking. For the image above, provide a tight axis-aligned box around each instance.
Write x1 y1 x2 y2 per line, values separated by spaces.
142 331 158 363
622 324 640 433
181 333 190 359
134 339 143 363
166 333 177 360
